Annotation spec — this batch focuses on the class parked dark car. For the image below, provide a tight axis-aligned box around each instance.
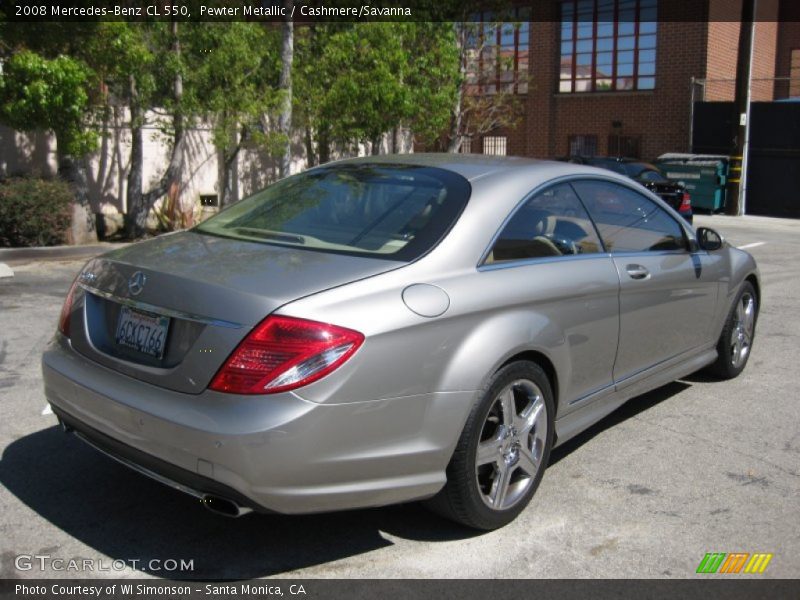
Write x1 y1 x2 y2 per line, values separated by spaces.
560 156 693 224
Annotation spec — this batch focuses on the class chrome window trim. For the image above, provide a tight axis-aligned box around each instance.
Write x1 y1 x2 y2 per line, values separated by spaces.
78 283 243 330
477 173 694 272
478 252 613 272
569 176 693 252
477 174 608 268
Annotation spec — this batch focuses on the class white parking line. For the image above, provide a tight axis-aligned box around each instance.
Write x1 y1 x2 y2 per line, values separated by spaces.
737 242 766 250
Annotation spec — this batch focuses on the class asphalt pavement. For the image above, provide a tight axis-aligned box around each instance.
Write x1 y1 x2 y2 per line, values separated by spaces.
0 215 797 579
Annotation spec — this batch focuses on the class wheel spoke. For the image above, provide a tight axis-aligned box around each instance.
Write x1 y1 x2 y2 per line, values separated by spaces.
516 447 539 478
499 388 515 427
731 337 743 365
476 439 502 467
516 397 543 437
743 297 755 336
531 422 547 455
490 463 512 508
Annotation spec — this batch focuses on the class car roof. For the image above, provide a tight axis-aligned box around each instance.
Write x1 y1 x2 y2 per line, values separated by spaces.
324 153 574 183
318 152 620 183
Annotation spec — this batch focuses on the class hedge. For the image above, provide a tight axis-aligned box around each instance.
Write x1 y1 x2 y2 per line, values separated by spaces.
0 177 73 247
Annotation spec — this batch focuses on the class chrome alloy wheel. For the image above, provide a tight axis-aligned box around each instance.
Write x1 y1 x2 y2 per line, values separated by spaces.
475 379 548 511
730 291 756 369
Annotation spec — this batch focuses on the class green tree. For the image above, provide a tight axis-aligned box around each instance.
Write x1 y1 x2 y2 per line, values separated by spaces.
0 49 98 242
295 23 459 163
182 23 282 205
401 23 460 149
447 13 526 152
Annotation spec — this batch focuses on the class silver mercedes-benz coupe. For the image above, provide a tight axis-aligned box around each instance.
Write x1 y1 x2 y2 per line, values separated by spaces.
42 154 759 529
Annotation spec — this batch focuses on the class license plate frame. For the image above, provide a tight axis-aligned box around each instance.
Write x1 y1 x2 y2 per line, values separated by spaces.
114 306 170 360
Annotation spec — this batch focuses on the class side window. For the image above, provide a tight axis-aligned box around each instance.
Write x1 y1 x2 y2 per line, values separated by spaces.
486 183 603 264
572 180 686 253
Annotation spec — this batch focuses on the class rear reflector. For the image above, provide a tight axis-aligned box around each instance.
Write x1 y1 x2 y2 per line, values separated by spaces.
58 279 79 337
209 316 364 395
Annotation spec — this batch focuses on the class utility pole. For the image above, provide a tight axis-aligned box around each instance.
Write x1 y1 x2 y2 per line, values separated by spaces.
726 0 756 216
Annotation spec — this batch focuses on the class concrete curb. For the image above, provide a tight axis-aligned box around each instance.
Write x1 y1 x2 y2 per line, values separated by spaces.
0 243 128 266
0 263 13 278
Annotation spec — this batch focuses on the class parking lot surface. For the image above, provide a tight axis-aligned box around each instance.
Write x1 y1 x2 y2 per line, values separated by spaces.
0 214 798 579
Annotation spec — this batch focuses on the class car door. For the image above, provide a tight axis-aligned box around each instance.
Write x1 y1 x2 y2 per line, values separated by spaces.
481 182 620 409
571 179 721 383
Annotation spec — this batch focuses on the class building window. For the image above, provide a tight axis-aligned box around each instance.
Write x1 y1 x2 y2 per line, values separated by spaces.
460 136 473 154
559 0 657 93
465 8 531 95
791 49 800 98
568 134 598 156
483 136 508 156
608 134 641 157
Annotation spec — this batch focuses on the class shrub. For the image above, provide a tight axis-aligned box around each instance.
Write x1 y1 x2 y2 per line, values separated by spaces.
0 177 74 247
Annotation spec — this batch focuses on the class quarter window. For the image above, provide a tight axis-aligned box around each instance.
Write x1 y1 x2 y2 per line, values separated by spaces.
571 180 685 252
487 183 603 263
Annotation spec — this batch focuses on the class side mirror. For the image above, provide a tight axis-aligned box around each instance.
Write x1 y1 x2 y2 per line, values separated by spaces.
696 227 723 251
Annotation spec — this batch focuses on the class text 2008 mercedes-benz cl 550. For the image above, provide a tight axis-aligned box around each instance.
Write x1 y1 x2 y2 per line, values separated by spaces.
42 154 759 530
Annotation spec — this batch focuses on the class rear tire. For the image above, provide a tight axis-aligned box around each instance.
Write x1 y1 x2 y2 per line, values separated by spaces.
426 361 554 530
708 281 758 380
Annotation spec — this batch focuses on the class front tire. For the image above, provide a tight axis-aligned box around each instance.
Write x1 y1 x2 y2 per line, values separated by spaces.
426 361 554 530
708 281 758 380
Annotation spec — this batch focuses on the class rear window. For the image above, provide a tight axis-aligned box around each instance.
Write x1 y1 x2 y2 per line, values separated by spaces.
195 164 471 261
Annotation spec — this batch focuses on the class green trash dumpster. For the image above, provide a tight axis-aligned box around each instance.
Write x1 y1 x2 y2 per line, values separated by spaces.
655 153 730 212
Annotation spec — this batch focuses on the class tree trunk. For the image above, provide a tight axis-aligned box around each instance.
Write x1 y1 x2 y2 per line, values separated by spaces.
278 3 294 178
124 23 185 239
371 136 382 155
217 120 242 207
304 126 317 167
318 130 330 164
124 84 146 238
57 150 97 244
447 23 468 153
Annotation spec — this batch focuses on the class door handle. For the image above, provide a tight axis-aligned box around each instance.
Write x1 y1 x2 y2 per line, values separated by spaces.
626 264 650 280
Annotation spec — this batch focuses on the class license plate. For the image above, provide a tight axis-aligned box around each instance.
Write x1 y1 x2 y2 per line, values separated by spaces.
115 306 170 359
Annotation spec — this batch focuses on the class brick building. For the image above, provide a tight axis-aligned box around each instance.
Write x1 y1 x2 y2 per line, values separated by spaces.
466 0 799 162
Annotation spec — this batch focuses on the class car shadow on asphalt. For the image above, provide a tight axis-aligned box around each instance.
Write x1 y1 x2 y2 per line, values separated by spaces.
0 381 690 580
549 381 691 466
0 425 481 579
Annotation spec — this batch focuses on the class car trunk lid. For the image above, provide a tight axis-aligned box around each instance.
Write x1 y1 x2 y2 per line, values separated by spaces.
70 231 400 394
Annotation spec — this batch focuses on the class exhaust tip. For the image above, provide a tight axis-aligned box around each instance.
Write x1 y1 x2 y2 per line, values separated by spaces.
201 494 250 518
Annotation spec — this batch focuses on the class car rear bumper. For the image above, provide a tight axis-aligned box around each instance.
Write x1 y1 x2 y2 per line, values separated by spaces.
42 337 471 514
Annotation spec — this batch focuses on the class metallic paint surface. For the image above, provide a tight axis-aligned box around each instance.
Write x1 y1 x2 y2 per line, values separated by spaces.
41 154 759 515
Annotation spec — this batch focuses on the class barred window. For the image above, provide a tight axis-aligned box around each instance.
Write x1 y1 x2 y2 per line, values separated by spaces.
465 8 531 95
559 0 657 93
568 134 598 156
608 134 641 158
483 136 508 156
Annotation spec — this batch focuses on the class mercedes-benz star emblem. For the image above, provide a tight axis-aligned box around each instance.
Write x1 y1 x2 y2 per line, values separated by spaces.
128 271 147 296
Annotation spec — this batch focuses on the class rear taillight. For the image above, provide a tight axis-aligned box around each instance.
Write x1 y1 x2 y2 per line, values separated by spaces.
58 279 79 337
679 192 692 213
209 316 364 395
